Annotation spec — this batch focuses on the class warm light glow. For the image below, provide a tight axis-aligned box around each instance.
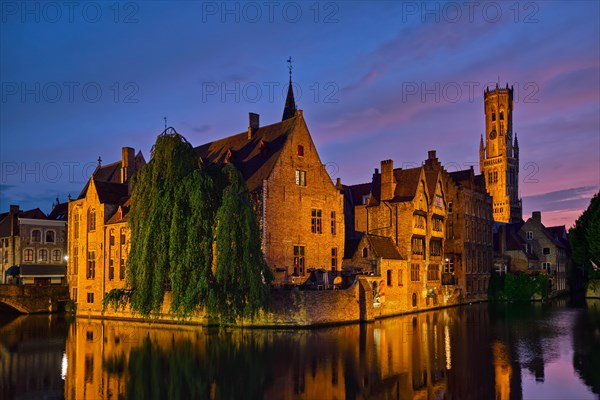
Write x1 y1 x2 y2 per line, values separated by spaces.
444 324 451 370
61 352 67 380
64 255 68 261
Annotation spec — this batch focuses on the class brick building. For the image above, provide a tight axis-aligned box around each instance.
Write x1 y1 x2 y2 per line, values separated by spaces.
343 156 457 314
0 202 68 285
67 148 144 312
195 108 345 286
432 160 494 302
494 211 569 295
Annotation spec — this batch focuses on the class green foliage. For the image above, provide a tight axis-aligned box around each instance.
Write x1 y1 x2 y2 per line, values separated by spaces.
212 165 273 322
488 272 548 302
110 130 271 323
570 191 600 281
103 289 132 312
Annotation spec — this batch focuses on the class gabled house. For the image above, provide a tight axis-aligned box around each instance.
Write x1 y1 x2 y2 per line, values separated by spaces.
195 108 345 286
68 147 145 311
344 156 454 314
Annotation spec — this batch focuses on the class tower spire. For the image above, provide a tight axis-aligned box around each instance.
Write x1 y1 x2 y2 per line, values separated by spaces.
282 56 297 121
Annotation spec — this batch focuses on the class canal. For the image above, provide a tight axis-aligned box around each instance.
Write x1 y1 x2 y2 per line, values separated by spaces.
1 298 598 399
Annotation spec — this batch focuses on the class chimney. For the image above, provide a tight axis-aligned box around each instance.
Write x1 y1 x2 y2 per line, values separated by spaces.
9 205 19 236
380 159 395 201
532 211 542 223
121 147 135 183
428 150 437 160
248 113 259 139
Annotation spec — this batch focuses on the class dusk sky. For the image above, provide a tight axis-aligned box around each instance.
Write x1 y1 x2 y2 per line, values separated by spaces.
1 1 598 228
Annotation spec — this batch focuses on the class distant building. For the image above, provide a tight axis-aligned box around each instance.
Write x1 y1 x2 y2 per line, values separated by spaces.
480 84 522 223
494 211 569 295
0 201 68 285
437 159 494 302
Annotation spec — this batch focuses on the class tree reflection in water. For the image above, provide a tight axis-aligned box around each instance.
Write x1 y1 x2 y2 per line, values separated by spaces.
2 300 598 399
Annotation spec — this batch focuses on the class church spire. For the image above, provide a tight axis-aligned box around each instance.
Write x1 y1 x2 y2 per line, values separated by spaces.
282 56 297 121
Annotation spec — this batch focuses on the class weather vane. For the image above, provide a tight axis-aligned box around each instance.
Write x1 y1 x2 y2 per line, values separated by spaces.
287 56 293 81
164 116 167 130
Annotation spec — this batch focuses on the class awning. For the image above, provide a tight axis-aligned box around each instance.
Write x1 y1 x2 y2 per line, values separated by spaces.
5 265 20 276
14 265 66 278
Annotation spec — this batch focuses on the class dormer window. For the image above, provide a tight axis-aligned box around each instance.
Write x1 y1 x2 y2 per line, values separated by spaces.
297 145 304 157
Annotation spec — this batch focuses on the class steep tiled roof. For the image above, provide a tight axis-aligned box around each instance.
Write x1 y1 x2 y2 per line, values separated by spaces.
424 170 439 200
344 183 371 207
19 208 47 219
392 167 422 201
48 202 68 220
449 169 472 185
344 235 363 259
78 161 122 199
195 115 298 192
366 235 404 260
94 181 129 205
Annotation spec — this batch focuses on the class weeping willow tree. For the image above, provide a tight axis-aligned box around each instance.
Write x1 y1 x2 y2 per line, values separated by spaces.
104 129 272 322
126 131 201 316
212 164 273 322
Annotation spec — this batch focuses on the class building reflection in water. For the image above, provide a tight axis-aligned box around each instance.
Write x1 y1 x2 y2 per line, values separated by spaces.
62 310 466 400
1 300 598 399
0 314 68 399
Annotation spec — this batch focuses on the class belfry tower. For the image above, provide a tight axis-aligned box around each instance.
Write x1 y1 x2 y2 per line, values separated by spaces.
479 83 522 223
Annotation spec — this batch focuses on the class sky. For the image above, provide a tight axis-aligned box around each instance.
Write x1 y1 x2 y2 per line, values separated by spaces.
1 1 599 228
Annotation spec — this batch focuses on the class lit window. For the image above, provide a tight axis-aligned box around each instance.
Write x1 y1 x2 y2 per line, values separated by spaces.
52 249 62 262
24 248 34 262
39 249 48 262
295 170 306 187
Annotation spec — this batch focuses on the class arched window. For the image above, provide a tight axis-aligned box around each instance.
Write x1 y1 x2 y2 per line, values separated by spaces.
499 111 504 120
491 111 496 122
109 229 115 246
120 228 126 245
362 247 368 258
45 230 55 243
31 229 41 243
88 209 96 232
52 249 62 262
39 249 48 262
412 293 417 307
24 249 33 262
